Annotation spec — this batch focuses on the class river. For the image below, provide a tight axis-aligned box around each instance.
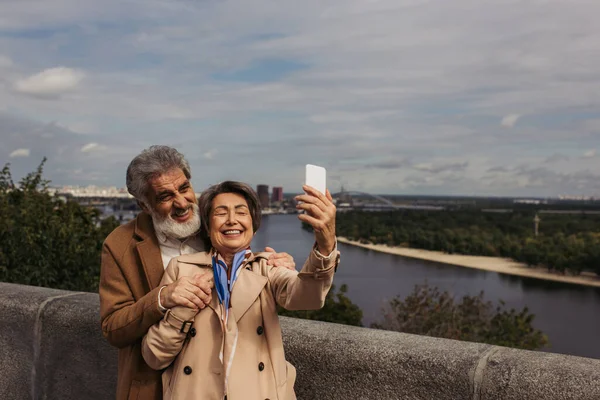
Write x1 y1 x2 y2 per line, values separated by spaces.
252 214 600 360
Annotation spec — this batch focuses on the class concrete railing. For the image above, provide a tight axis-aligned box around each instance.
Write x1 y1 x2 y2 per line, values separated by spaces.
1 282 599 400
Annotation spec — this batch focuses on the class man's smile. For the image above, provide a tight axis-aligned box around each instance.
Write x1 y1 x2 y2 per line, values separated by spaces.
172 207 192 222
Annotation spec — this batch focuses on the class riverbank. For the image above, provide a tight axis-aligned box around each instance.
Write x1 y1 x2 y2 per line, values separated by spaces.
337 237 600 288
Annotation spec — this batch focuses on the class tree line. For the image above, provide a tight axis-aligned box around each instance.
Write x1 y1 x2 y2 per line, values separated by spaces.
335 210 600 275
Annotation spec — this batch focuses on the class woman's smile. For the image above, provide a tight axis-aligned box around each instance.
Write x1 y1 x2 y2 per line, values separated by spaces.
222 229 242 236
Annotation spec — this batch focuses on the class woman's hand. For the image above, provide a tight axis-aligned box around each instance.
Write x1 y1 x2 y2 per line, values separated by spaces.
160 273 214 310
295 185 337 255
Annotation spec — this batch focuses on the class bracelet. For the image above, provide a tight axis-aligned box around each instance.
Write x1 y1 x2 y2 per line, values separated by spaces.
157 285 168 312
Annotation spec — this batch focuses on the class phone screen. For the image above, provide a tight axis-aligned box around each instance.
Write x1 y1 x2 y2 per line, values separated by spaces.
305 164 326 195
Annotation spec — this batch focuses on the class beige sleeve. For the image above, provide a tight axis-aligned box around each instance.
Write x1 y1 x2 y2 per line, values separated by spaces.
141 259 199 370
267 246 340 311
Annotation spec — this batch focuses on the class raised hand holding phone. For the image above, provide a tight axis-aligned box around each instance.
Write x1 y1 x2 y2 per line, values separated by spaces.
295 164 336 255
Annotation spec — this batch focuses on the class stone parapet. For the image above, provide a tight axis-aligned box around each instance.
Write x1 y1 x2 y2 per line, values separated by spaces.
1 282 599 399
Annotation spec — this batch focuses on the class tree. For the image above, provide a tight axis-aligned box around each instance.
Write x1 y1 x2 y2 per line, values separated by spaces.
371 283 548 350
335 209 600 276
278 284 363 326
0 160 119 292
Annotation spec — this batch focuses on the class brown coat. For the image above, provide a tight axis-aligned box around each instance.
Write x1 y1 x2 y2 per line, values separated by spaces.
141 249 339 400
99 212 197 400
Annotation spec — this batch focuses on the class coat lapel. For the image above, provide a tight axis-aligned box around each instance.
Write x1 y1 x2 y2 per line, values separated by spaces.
230 266 268 323
134 212 165 290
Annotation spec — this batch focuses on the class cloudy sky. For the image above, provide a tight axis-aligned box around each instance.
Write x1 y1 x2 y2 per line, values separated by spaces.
1 0 599 197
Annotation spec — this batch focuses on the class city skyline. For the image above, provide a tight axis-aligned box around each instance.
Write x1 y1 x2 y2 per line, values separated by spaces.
47 183 599 201
1 1 600 197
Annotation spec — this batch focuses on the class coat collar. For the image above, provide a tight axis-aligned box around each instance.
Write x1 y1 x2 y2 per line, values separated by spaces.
176 251 269 322
133 212 164 290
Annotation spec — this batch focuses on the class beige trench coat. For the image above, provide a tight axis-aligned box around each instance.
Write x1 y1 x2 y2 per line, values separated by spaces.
141 249 339 400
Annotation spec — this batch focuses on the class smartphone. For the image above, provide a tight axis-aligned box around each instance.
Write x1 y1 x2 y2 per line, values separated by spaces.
305 164 326 195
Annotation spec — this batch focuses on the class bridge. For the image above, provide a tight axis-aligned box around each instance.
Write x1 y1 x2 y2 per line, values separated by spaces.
332 190 445 210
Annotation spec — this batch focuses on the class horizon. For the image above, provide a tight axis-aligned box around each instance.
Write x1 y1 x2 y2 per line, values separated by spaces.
44 181 599 201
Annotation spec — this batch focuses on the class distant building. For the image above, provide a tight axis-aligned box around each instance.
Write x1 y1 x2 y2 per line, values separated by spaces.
257 184 269 209
271 187 283 203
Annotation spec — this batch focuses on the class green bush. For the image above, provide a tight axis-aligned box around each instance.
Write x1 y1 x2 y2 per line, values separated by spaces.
0 159 119 292
371 283 548 350
278 284 363 326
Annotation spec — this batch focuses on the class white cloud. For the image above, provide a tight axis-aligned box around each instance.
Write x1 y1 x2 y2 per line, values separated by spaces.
9 148 30 158
583 149 596 158
81 143 105 153
501 114 521 128
13 67 84 98
203 149 218 160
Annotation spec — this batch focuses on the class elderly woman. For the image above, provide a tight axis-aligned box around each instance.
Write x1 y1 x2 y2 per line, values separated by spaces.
142 181 339 400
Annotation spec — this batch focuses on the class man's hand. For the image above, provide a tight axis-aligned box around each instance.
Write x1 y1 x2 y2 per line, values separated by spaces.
160 273 214 310
265 247 296 270
295 186 337 255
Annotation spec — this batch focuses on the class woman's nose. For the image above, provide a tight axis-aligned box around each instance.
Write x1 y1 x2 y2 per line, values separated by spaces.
226 211 236 224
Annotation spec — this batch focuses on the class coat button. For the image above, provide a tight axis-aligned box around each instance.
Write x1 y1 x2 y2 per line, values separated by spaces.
256 326 264 335
184 366 192 375
189 327 196 337
258 362 264 371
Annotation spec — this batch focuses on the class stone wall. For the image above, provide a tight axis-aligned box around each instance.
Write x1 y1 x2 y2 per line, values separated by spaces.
1 282 599 399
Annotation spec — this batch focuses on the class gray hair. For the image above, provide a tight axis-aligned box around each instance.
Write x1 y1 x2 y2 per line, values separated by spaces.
198 181 262 249
126 145 191 203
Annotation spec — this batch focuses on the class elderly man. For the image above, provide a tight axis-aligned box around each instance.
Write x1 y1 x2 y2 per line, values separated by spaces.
99 146 294 400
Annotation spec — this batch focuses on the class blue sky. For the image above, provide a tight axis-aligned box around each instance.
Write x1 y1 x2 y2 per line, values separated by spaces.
1 0 599 197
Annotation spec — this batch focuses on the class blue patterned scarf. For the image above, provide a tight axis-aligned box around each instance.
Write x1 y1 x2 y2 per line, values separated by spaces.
211 247 252 323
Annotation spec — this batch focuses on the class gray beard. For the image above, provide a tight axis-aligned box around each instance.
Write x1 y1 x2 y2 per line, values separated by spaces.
150 203 201 239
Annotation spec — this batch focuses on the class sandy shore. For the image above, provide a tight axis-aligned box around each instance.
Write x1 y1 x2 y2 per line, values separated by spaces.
337 237 600 288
